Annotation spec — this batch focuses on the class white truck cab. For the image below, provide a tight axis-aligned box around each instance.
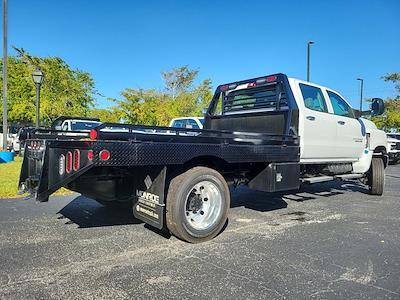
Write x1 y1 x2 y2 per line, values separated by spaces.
169 117 204 129
288 78 387 173
58 119 101 132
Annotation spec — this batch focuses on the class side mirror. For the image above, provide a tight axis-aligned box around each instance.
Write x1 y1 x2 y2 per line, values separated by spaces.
354 110 362 119
371 98 385 116
54 125 62 131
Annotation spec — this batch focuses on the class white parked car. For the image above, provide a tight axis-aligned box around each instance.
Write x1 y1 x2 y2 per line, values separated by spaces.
0 126 20 152
53 118 102 132
169 117 204 129
387 133 400 164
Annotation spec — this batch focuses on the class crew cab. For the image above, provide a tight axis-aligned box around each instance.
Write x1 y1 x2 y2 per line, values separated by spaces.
19 73 387 243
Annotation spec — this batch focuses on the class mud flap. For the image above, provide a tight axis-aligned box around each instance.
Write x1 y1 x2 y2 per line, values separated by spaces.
133 167 167 229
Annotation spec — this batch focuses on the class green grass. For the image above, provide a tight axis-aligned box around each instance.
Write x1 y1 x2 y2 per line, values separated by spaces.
0 156 71 199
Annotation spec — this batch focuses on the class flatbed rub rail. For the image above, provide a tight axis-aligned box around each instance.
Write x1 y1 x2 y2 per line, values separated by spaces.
91 122 299 145
30 128 90 140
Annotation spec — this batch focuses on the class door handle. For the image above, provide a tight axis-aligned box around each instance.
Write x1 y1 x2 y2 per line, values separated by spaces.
306 116 315 121
338 121 345 125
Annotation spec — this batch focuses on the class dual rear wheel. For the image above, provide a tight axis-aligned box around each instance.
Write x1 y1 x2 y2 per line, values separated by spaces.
166 167 230 243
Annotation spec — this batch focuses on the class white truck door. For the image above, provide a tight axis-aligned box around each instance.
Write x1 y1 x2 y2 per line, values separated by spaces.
298 83 338 160
325 90 364 159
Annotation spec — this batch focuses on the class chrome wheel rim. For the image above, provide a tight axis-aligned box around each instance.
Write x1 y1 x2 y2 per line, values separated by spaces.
184 180 222 231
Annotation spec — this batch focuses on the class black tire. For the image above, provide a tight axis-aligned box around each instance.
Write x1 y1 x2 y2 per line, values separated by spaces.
166 167 230 243
368 157 384 195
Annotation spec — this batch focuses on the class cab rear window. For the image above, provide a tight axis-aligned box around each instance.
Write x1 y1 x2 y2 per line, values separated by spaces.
223 85 287 114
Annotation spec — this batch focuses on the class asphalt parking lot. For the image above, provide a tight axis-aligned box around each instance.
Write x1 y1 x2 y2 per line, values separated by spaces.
1 165 399 299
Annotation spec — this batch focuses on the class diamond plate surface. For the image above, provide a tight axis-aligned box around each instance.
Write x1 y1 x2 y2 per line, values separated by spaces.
92 141 299 167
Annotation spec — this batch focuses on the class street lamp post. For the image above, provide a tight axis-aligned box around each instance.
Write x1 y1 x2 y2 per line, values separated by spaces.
32 68 44 129
2 0 8 151
357 78 364 111
307 41 314 82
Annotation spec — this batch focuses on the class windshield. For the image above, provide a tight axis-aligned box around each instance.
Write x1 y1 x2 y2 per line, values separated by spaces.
388 134 400 139
0 126 19 134
199 118 205 125
71 121 101 131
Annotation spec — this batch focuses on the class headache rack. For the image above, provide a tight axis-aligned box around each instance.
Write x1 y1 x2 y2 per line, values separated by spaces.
223 82 288 113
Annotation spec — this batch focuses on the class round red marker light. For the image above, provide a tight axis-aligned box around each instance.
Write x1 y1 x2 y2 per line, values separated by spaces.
99 150 110 161
89 129 98 140
87 150 94 161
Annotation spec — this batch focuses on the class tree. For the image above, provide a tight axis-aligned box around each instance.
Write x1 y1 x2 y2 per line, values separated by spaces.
0 47 98 126
161 66 199 99
114 66 213 126
382 73 400 97
90 107 122 123
372 72 400 131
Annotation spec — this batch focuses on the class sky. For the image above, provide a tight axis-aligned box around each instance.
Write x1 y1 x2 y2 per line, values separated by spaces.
4 0 400 109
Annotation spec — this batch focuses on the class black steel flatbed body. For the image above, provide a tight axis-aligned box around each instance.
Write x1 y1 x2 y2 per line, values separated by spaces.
19 126 299 202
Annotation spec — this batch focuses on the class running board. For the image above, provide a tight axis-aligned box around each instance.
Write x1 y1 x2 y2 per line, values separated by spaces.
334 173 364 180
301 173 364 184
301 176 334 184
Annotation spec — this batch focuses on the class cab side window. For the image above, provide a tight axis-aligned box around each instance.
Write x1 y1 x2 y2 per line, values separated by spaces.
327 91 355 118
186 119 200 129
172 119 186 128
299 84 328 113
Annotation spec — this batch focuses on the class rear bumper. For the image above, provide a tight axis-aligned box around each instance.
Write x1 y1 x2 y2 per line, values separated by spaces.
19 139 94 201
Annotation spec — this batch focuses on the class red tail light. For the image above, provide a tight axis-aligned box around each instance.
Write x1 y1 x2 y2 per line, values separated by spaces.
87 150 94 161
66 151 72 173
266 75 277 82
73 149 80 171
219 85 229 92
99 150 110 161
90 129 98 140
247 82 257 88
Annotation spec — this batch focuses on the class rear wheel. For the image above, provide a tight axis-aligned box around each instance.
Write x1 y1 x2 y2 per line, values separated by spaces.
368 157 384 195
166 167 230 243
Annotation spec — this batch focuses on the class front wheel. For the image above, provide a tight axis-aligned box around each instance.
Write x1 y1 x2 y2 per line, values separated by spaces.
166 167 230 243
368 157 384 195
